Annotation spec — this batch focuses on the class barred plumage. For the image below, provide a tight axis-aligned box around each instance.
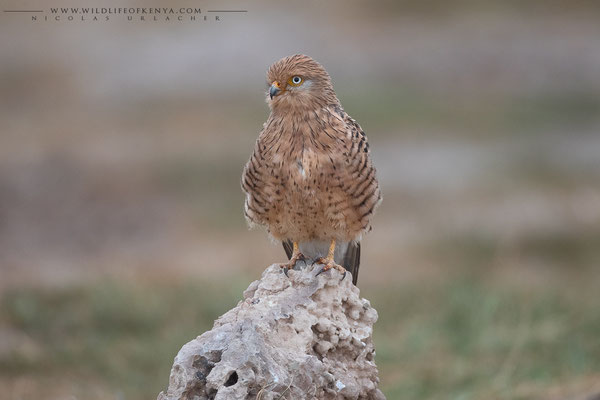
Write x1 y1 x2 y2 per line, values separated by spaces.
241 54 381 285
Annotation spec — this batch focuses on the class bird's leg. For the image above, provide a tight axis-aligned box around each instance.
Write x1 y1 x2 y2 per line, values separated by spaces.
315 239 347 280
279 242 306 277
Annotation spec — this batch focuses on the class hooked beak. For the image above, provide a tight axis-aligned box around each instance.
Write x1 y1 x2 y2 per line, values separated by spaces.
269 81 282 99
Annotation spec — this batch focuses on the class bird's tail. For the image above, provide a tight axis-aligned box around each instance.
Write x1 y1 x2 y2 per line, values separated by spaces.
282 240 294 260
343 241 360 286
282 240 361 285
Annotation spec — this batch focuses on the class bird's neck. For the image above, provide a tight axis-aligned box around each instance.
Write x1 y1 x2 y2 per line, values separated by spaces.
270 102 339 120
263 104 342 155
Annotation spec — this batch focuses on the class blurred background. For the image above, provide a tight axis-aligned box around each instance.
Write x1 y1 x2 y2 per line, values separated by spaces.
1 1 600 399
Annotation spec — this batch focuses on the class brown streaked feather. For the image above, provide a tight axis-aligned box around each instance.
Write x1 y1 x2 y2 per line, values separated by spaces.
338 111 381 234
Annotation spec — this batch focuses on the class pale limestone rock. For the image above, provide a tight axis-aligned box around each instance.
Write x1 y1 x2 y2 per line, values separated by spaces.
157 264 385 400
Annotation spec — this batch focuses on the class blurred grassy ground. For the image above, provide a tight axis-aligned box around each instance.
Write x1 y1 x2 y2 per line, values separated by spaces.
2 265 600 400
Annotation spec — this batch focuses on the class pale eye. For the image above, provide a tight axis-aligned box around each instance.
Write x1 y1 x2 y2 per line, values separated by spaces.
288 76 303 86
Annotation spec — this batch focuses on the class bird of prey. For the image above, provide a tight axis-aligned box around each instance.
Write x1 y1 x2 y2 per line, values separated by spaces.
241 54 381 285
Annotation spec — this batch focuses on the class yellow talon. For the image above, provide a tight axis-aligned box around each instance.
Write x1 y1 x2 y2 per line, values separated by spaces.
315 240 347 278
279 241 305 274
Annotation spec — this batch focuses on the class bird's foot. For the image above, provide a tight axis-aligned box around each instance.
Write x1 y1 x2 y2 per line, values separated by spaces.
314 257 347 281
279 253 306 277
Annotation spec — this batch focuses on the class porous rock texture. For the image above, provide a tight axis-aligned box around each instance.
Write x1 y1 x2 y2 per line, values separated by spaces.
157 263 385 400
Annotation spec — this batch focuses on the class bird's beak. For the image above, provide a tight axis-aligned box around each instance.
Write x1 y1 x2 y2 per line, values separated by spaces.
269 81 282 99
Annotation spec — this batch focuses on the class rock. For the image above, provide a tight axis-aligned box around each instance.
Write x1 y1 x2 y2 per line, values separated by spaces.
157 264 385 400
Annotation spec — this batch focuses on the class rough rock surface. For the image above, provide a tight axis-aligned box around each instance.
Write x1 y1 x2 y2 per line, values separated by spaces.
157 263 385 400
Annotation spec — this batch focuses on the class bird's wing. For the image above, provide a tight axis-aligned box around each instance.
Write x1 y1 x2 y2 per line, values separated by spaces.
335 107 382 286
241 129 273 226
337 108 382 234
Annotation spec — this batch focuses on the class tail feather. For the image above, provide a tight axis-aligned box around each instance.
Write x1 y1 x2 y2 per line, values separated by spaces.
281 240 361 286
282 240 294 259
343 242 361 286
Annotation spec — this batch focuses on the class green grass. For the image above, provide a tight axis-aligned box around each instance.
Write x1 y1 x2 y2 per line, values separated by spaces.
1 271 599 400
0 279 248 399
337 86 600 138
373 279 600 399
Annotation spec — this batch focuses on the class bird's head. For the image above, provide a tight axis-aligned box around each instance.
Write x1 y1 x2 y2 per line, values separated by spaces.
266 54 338 113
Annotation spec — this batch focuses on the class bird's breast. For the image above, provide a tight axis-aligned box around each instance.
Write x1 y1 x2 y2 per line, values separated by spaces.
296 159 306 179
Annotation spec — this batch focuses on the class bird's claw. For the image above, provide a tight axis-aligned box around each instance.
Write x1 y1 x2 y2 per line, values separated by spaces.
278 252 306 278
314 258 346 281
315 266 326 277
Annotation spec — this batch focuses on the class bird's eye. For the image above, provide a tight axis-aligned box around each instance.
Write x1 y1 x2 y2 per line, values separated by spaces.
288 76 303 86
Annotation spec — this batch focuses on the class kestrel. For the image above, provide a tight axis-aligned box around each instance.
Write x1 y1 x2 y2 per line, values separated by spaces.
241 54 381 285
